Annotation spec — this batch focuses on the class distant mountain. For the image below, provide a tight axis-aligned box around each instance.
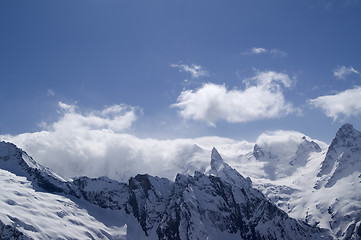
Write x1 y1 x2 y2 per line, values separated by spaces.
248 124 361 240
0 142 330 240
253 135 322 180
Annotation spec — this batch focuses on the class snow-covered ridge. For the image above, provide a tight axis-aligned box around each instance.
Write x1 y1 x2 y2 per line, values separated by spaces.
0 141 68 192
0 169 127 240
0 141 330 239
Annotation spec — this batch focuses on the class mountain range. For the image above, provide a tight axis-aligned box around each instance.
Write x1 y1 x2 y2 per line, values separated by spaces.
1 124 360 239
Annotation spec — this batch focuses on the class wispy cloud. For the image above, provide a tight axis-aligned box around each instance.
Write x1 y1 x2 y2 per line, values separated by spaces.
47 89 55 96
333 65 360 79
269 48 288 57
170 63 208 78
244 47 287 57
172 71 298 125
309 86 361 120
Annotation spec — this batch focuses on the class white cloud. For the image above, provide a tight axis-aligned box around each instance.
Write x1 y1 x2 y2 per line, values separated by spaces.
172 71 297 125
58 102 75 112
251 47 267 54
333 65 360 79
170 63 208 78
309 86 361 120
0 103 253 182
52 102 137 132
245 47 287 57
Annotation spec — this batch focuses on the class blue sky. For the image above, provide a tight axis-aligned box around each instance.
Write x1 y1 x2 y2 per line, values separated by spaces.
1 0 361 143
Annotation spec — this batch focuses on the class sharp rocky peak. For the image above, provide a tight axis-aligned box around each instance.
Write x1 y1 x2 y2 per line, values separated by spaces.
207 147 252 189
210 147 223 170
329 123 361 150
337 123 356 136
211 147 222 161
334 123 358 140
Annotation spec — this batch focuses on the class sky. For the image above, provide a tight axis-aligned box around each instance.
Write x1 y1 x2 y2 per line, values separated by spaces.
1 0 361 180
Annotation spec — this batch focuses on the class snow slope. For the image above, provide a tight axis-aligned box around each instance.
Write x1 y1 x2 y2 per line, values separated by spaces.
0 169 127 239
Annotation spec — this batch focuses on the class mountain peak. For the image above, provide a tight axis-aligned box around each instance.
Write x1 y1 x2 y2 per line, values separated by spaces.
317 123 361 188
210 147 225 174
335 123 356 139
329 123 360 150
211 147 222 162
0 141 22 158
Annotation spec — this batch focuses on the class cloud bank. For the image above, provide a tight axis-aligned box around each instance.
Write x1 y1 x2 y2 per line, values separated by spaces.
309 86 361 120
0 102 253 182
333 65 360 79
0 101 330 184
172 71 297 125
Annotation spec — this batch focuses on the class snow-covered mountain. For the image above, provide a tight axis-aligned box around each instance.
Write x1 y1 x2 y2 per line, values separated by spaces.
0 141 330 239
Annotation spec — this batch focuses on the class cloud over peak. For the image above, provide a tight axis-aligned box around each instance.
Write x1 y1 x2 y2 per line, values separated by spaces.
172 71 298 125
0 102 254 182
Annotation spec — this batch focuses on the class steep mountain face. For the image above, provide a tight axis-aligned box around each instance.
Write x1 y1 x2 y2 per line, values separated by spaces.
0 141 330 240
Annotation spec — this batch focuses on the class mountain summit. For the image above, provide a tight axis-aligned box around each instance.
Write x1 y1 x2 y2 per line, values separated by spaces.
317 123 361 186
334 123 358 142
